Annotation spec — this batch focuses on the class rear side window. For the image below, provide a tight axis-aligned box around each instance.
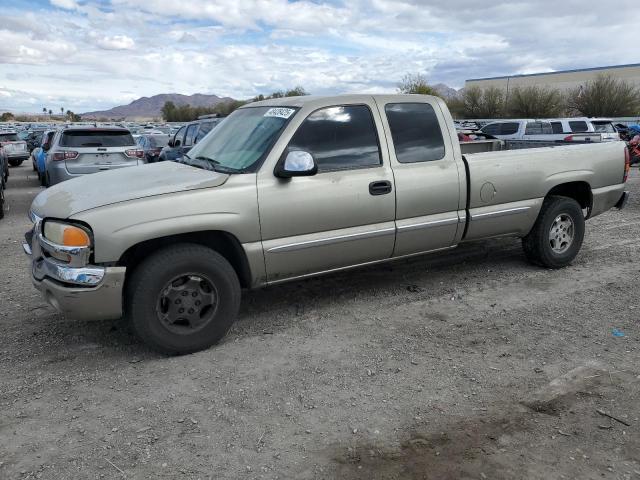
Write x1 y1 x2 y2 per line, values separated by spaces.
551 122 563 134
195 122 214 143
500 123 519 135
0 133 19 141
288 105 381 172
481 124 500 135
525 122 542 135
385 103 445 163
569 121 588 132
60 130 135 147
540 122 553 134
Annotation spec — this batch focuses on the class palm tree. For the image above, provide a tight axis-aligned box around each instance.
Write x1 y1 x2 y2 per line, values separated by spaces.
60 107 64 116
48 109 52 116
42 107 47 115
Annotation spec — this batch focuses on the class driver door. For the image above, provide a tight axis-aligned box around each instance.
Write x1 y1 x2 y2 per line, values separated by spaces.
257 101 396 282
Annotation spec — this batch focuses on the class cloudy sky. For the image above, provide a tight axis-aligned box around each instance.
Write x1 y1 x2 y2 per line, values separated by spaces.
0 0 636 113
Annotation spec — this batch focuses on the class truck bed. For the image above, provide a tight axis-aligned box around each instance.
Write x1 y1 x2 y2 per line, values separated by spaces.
460 141 627 242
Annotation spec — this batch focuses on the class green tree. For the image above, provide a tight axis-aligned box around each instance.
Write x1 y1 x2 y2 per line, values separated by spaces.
480 86 505 118
567 74 640 117
48 109 53 116
507 86 564 118
397 73 439 96
462 86 484 118
0 112 15 121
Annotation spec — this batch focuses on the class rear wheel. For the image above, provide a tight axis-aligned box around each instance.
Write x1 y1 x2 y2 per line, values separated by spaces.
40 171 47 187
523 196 585 268
125 243 241 354
8 159 23 167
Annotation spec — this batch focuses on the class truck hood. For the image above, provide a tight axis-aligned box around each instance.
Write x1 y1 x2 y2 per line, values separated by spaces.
31 162 229 219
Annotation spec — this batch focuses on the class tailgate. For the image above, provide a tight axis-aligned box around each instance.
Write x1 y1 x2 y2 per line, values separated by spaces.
59 129 139 174
3 141 28 155
66 148 138 174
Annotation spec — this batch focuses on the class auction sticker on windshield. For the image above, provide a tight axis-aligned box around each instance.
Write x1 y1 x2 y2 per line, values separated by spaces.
264 108 296 119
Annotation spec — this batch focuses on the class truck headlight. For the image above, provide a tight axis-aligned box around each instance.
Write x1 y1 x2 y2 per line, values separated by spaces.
43 221 91 247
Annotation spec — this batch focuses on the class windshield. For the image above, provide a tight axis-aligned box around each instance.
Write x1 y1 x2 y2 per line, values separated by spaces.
185 106 297 173
0 133 19 141
591 122 616 133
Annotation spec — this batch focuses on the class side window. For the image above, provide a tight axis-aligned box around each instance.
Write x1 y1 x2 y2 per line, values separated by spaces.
287 105 381 172
195 122 213 143
569 121 588 132
541 122 553 134
173 126 186 146
385 103 445 163
184 124 198 147
481 123 500 135
525 122 542 135
551 122 563 134
500 122 520 135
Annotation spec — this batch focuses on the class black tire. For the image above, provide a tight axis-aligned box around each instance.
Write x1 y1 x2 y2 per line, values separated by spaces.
125 243 241 354
8 159 23 167
522 195 585 269
40 171 47 187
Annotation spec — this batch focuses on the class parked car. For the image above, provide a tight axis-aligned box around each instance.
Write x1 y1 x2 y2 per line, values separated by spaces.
0 131 30 166
30 130 56 185
43 127 143 186
25 130 46 153
481 118 619 142
158 116 222 162
136 134 171 163
25 94 629 354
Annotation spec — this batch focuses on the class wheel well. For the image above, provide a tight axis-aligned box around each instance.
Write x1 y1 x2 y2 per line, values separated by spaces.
118 231 252 288
546 182 592 213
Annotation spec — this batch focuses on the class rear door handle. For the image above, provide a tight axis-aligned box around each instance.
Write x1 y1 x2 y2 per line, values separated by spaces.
369 180 393 196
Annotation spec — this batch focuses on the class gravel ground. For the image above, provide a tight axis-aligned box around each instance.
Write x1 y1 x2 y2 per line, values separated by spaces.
1 163 639 480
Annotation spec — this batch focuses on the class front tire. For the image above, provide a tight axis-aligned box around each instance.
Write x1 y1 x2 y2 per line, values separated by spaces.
523 196 585 268
125 244 241 354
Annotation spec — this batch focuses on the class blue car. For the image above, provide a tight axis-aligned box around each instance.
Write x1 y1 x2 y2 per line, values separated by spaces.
158 116 223 162
30 130 55 186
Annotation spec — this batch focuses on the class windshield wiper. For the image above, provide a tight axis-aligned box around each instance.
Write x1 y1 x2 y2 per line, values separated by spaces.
190 155 246 174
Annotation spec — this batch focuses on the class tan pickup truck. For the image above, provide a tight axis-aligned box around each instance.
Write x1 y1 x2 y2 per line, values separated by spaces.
24 94 630 354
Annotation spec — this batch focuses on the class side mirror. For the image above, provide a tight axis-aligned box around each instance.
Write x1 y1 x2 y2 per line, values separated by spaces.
275 150 318 178
174 139 182 148
167 139 175 148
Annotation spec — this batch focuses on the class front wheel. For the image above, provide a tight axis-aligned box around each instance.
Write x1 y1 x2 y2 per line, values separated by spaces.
522 196 585 268
125 244 241 354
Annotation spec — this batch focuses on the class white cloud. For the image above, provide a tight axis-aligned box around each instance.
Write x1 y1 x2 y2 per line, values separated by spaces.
0 0 638 112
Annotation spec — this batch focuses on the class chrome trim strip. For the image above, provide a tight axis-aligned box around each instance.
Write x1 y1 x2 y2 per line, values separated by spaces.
397 217 459 232
267 245 457 285
38 233 91 267
33 257 106 286
471 206 531 221
267 227 396 253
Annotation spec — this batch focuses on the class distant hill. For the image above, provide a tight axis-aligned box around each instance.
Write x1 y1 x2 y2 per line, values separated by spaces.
81 93 234 120
433 83 460 99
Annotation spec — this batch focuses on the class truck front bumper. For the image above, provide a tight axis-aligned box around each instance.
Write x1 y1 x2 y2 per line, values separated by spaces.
615 191 630 210
23 219 125 321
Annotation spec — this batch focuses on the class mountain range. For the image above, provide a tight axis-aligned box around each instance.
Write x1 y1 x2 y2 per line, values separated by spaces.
81 93 234 120
81 85 461 120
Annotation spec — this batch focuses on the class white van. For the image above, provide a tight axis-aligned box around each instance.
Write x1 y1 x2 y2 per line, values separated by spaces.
481 118 620 142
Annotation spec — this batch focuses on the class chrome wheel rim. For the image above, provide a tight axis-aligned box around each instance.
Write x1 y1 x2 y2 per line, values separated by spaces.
549 214 574 254
156 273 218 335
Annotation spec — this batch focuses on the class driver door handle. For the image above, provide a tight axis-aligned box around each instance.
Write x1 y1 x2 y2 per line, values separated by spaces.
369 180 393 196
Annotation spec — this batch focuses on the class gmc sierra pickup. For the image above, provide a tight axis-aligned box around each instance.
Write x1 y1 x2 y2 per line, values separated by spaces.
24 94 630 354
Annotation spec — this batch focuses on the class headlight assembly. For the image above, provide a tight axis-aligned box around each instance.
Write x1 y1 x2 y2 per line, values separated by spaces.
43 221 91 247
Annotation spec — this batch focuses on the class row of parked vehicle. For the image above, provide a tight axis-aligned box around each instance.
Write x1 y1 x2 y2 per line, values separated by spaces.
474 117 620 142
25 115 225 187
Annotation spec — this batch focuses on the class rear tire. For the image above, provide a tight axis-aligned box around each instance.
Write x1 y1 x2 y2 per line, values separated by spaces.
40 171 47 187
8 159 23 167
0 181 5 220
125 243 241 355
522 195 585 268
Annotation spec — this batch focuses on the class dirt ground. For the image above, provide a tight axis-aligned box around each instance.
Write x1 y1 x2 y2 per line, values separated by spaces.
1 163 639 480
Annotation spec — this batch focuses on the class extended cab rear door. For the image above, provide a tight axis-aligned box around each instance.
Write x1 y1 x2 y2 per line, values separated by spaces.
374 96 465 256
